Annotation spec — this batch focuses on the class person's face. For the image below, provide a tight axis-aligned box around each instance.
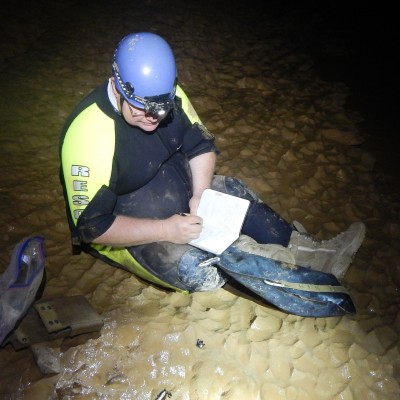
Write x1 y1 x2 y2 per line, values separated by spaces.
120 100 162 132
111 78 164 132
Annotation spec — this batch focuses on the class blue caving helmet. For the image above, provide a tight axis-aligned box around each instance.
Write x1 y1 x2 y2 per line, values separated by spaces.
112 32 177 114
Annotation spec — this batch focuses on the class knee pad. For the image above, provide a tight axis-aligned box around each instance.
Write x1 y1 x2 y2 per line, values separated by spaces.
129 243 226 292
212 175 260 202
177 248 227 292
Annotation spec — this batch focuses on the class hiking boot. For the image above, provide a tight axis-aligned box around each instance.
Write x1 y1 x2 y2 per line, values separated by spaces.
288 222 366 280
234 234 296 265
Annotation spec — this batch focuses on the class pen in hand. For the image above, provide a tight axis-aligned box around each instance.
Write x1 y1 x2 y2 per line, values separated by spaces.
177 212 201 225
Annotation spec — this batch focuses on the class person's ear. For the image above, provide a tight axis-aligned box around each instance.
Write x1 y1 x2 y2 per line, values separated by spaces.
110 77 119 98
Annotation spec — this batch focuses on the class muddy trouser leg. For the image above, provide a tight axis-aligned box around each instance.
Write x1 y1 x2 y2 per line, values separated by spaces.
128 242 227 292
111 157 226 292
211 175 294 245
110 167 290 292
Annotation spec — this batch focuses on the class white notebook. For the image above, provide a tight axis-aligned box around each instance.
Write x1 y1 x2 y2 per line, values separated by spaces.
189 189 250 255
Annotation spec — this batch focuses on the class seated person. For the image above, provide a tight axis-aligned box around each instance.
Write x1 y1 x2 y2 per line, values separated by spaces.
59 32 366 293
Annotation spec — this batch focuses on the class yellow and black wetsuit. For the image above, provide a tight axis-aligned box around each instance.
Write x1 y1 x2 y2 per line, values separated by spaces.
59 81 218 292
60 81 293 292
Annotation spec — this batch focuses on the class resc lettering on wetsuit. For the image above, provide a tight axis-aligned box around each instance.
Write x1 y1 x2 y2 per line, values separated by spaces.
71 164 90 220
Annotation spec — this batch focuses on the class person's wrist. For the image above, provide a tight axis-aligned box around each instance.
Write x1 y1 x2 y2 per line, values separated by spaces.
160 220 168 242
